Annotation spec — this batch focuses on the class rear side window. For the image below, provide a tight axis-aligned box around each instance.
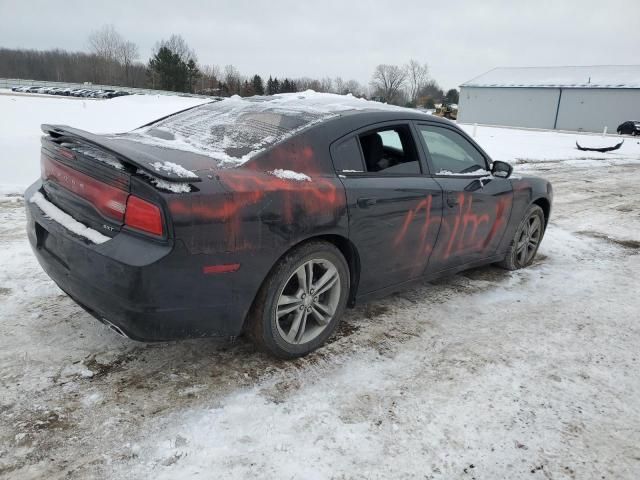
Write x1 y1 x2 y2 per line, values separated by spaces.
357 125 421 174
331 137 365 172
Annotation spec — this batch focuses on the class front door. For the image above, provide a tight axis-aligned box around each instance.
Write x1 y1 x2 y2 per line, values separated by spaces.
331 123 443 294
415 123 513 273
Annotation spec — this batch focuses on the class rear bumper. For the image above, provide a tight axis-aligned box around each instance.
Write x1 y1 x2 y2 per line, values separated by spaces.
25 181 249 341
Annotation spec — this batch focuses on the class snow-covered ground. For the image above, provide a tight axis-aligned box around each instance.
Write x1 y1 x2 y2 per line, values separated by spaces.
1 92 640 479
459 123 640 167
0 89 207 194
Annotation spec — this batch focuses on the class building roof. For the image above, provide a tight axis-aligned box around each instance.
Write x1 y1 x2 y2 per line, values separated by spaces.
461 65 640 89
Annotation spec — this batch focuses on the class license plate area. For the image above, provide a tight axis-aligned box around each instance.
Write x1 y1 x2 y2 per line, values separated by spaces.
35 221 48 249
36 221 70 270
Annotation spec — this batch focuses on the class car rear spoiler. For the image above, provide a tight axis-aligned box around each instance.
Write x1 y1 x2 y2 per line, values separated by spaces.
41 124 202 183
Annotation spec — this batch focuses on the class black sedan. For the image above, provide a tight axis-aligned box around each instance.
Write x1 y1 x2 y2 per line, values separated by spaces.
26 93 552 358
617 120 640 136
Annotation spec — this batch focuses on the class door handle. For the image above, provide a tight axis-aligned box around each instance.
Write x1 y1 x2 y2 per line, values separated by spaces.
357 197 378 208
446 191 459 207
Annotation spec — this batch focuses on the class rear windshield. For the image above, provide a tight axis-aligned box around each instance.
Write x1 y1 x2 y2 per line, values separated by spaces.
117 93 368 167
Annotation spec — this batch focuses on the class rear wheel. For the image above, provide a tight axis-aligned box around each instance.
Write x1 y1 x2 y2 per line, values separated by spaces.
248 241 349 358
497 204 545 270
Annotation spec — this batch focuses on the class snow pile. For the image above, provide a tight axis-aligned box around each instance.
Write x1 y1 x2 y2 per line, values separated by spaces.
150 161 198 179
120 91 420 167
30 191 110 244
269 169 311 182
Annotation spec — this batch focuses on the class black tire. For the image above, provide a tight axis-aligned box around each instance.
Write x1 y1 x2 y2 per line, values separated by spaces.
248 241 350 359
497 204 545 271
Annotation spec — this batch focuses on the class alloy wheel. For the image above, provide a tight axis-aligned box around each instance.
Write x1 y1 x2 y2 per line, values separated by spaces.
275 258 341 345
516 213 542 266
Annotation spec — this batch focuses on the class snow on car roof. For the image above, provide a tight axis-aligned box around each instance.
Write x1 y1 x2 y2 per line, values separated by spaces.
116 91 414 167
461 65 640 89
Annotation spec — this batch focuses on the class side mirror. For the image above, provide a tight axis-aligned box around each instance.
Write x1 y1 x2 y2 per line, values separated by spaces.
491 160 513 179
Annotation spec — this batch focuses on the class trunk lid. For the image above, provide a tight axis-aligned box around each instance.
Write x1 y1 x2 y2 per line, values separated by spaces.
38 125 205 239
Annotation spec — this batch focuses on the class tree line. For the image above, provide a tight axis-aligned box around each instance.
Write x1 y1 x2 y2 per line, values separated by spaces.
0 24 458 107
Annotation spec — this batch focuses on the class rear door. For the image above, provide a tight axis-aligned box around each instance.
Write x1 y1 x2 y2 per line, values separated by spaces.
331 122 443 295
415 122 513 272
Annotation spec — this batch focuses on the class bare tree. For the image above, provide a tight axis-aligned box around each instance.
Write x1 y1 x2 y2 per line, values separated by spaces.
88 24 122 61
0 47 148 87
88 25 142 86
154 34 197 64
345 79 365 97
319 77 333 93
370 64 407 104
199 64 221 93
417 79 445 107
405 59 429 105
334 76 345 94
88 24 124 83
118 41 139 85
295 77 321 92
223 64 242 94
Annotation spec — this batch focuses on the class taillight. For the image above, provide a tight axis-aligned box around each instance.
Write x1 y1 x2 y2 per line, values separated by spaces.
41 154 128 221
124 195 164 237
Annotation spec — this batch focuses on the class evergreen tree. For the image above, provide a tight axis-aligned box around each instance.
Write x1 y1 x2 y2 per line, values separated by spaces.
186 59 200 93
149 46 186 91
266 75 275 95
444 88 459 104
272 77 280 94
252 74 265 95
281 78 291 93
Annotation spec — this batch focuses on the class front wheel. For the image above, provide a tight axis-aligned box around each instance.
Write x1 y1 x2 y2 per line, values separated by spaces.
497 204 545 270
248 241 349 358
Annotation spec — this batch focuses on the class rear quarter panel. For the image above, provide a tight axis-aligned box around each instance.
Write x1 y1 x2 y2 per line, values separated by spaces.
164 132 348 331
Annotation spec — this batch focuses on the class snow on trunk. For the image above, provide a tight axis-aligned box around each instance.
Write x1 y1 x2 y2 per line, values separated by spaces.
30 191 110 244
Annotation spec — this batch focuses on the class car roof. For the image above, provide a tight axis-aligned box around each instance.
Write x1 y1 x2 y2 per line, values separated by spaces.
108 93 457 170
311 108 455 142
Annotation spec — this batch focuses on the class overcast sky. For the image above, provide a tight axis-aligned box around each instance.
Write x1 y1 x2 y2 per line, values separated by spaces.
1 0 638 90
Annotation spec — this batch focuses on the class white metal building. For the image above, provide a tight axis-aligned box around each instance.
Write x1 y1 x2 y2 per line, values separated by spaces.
457 66 640 132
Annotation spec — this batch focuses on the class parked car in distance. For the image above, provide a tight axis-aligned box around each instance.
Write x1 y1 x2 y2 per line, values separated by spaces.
617 120 640 136
26 93 552 358
97 89 116 98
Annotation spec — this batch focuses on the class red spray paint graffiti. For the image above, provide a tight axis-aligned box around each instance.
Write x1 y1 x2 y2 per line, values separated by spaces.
168 143 345 251
393 191 513 269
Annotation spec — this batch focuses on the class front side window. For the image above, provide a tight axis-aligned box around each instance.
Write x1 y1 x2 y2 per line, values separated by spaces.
358 125 421 174
418 125 487 175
